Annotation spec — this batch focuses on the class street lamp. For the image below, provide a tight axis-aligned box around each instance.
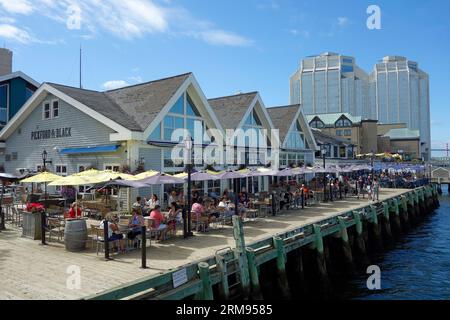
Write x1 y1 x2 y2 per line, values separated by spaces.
321 145 327 202
42 150 48 171
371 150 375 181
184 136 194 238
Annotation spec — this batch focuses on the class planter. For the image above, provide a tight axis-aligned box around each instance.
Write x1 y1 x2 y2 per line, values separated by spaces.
22 211 42 240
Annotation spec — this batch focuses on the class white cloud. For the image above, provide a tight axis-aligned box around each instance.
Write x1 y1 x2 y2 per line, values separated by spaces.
102 80 130 90
337 17 349 27
194 30 253 47
257 0 280 10
0 0 33 15
0 0 254 47
289 29 310 38
0 24 33 43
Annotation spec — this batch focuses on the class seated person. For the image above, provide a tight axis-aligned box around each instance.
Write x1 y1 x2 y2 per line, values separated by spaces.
132 196 144 214
149 205 167 240
191 200 209 230
99 213 125 253
206 201 220 221
127 205 145 240
218 197 233 217
168 191 178 205
68 201 82 219
168 202 182 232
145 194 159 212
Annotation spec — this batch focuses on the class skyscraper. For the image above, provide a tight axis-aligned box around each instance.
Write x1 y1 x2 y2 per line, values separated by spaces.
369 56 430 160
290 52 370 118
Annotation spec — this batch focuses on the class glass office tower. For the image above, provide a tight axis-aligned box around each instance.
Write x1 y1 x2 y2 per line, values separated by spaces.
369 56 430 160
290 52 370 118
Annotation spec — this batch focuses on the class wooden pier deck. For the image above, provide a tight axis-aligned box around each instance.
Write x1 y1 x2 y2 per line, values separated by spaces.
0 189 410 300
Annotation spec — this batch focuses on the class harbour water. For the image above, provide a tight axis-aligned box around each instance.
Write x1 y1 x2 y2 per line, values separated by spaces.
340 189 450 300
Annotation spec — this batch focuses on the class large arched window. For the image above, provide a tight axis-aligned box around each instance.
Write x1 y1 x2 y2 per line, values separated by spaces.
285 120 305 150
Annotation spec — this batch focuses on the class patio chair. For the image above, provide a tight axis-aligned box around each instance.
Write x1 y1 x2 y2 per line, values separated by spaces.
92 227 120 255
191 211 208 232
47 217 64 242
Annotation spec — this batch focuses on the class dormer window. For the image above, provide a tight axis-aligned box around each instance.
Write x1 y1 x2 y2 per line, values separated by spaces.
52 101 59 118
310 118 324 129
335 116 352 128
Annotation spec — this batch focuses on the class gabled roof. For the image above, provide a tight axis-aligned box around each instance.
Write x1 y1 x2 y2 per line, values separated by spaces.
0 71 40 88
106 73 191 131
306 113 362 127
266 104 300 143
48 73 191 132
208 92 258 130
48 83 142 131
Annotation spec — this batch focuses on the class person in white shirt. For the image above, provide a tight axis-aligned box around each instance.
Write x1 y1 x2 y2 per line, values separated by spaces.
218 197 233 217
98 213 125 253
145 194 160 210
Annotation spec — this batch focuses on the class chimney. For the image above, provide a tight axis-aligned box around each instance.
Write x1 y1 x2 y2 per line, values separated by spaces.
0 48 12 76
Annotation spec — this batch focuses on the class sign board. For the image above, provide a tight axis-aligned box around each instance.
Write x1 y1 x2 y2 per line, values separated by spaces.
172 268 188 289
31 127 72 140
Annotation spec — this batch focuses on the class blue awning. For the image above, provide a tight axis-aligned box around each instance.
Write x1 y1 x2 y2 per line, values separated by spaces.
59 144 120 155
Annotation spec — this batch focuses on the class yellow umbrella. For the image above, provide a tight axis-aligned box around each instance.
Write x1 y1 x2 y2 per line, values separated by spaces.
74 169 100 177
48 175 94 186
128 170 159 181
173 172 188 179
84 170 135 184
21 172 62 183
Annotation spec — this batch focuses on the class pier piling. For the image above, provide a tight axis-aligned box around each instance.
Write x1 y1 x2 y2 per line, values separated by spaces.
273 237 292 299
352 211 369 267
246 248 263 300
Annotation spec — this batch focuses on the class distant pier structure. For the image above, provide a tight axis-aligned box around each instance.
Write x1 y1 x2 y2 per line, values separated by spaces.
431 167 450 194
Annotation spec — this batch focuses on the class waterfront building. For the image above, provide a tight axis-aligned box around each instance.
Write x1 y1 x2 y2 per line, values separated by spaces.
310 128 358 164
306 113 378 155
0 48 39 131
369 56 430 160
378 128 421 161
290 52 370 118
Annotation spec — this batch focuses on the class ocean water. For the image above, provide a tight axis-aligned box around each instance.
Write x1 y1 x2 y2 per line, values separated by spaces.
343 189 450 300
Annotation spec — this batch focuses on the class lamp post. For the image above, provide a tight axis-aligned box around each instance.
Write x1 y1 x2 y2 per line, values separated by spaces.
41 150 48 245
184 136 194 238
371 150 375 181
321 145 327 202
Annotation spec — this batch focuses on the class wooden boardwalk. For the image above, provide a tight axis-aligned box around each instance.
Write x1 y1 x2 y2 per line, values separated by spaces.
0 189 409 300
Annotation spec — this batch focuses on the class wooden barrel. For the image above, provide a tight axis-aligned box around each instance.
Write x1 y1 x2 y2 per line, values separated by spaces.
64 219 87 252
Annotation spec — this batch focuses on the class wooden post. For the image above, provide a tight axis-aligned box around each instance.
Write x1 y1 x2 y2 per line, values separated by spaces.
197 262 213 300
352 210 369 267
273 237 291 299
246 248 263 300
368 205 383 251
140 226 147 269
381 202 393 243
407 192 417 225
390 198 402 236
337 216 354 274
215 253 230 300
400 195 410 231
311 224 330 294
232 215 251 299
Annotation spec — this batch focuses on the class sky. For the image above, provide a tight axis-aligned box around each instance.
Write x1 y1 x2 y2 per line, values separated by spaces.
0 0 449 155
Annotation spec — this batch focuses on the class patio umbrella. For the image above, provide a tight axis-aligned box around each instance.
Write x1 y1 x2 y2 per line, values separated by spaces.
90 179 150 189
128 170 159 181
84 170 136 184
21 171 62 206
312 166 327 173
21 172 62 183
173 171 223 181
248 167 279 177
275 168 294 177
48 175 94 186
139 173 186 185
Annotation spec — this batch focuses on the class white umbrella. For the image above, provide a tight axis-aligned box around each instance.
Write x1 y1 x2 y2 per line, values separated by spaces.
139 173 186 185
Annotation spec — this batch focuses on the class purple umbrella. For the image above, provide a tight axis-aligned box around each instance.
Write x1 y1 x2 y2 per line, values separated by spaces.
140 173 186 185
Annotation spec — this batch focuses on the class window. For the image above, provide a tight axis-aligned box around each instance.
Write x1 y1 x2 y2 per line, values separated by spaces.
336 130 343 136
25 87 34 100
333 146 339 158
55 165 67 175
43 102 51 119
285 120 305 150
344 129 352 136
78 166 91 193
105 165 120 172
52 100 59 118
310 119 324 129
335 117 352 128
0 84 8 125
156 92 208 143
164 149 183 168
55 165 68 192
5 154 11 161
244 110 262 126
339 147 346 158
11 152 18 160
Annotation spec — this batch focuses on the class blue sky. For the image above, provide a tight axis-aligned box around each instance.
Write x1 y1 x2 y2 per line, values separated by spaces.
0 0 449 154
